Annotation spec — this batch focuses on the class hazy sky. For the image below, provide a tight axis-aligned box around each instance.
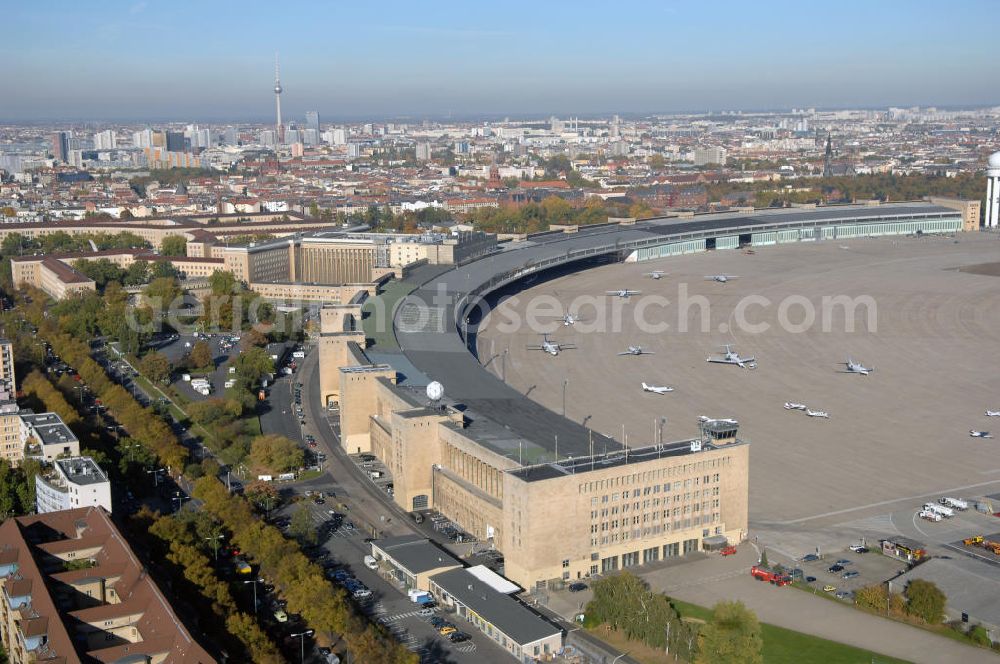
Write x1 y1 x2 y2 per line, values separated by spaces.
3 0 998 121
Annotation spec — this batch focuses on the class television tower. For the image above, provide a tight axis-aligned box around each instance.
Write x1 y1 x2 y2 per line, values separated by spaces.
274 53 284 144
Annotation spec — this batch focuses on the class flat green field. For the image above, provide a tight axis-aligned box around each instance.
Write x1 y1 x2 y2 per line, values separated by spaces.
670 600 910 664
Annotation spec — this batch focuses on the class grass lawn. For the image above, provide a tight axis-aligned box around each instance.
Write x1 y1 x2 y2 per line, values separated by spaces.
670 599 911 664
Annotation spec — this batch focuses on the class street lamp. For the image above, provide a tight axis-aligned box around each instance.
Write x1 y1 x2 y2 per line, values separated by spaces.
562 379 568 418
172 492 189 513
243 578 262 613
290 630 314 664
205 533 225 562
146 468 165 487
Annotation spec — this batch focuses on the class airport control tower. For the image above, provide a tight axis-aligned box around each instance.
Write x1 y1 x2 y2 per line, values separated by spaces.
987 151 1000 228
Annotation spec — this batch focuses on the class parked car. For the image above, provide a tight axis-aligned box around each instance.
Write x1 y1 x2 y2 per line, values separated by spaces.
417 607 435 618
801 553 819 562
828 564 844 573
568 582 588 592
849 545 869 553
823 585 836 593
274 609 288 623
835 559 852 566
805 576 817 583
842 570 860 579
438 625 457 636
448 632 470 643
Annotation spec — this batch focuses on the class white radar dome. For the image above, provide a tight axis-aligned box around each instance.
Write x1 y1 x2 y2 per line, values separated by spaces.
426 381 444 402
989 151 1000 169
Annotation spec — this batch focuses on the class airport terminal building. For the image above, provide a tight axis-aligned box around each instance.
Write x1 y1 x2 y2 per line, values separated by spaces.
318 201 970 590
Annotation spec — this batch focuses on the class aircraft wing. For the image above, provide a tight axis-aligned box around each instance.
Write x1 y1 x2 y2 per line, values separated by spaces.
525 345 543 350
707 358 732 364
561 344 577 349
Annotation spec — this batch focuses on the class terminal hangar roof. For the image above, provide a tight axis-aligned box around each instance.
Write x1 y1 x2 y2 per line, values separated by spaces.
371 203 957 466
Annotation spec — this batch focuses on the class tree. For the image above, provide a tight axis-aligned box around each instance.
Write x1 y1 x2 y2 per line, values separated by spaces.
150 260 180 280
72 258 125 290
139 351 171 384
696 601 763 664
189 340 214 370
233 346 274 388
123 259 150 287
250 434 304 473
288 504 317 546
143 276 182 315
905 579 946 625
160 235 188 256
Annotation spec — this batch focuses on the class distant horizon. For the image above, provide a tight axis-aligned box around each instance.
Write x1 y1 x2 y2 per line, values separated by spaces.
5 0 1000 121
3 102 999 127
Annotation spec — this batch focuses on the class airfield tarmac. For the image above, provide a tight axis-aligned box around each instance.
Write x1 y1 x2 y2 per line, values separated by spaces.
477 232 1000 527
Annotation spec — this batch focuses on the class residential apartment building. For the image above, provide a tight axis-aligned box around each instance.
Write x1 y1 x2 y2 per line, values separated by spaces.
35 457 112 514
0 507 215 663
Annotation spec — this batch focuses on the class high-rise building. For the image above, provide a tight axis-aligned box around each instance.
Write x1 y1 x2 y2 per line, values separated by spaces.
260 130 277 147
50 131 69 162
0 338 15 395
165 131 186 152
132 128 154 148
223 126 238 146
302 128 320 146
416 142 432 161
284 128 301 144
693 146 726 166
305 110 320 133
331 128 347 145
987 151 1000 229
93 129 117 150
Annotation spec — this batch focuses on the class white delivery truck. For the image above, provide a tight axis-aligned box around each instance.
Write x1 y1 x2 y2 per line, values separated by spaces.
939 497 968 510
923 502 954 518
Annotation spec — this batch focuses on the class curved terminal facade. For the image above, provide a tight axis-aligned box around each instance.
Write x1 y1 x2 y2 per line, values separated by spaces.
320 202 965 589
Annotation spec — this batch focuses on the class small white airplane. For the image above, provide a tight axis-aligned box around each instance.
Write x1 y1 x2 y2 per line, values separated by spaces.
986 411 1000 417
784 402 807 410
705 275 739 283
970 430 994 439
806 409 830 418
525 334 576 356
839 358 874 375
548 313 588 326
707 344 756 369
642 382 674 394
619 346 655 356
606 289 642 298
644 271 669 280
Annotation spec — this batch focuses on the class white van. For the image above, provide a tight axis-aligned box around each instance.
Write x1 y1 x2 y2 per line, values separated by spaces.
363 555 378 570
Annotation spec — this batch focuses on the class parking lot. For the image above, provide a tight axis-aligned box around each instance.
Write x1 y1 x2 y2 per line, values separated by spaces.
793 546 909 601
269 497 510 663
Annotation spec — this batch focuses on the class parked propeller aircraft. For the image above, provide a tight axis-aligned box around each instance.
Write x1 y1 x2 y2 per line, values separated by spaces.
606 289 642 298
642 382 674 394
619 346 655 356
839 358 874 375
525 334 576 356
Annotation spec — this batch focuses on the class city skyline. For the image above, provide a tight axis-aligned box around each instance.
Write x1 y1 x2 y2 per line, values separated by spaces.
4 0 1000 121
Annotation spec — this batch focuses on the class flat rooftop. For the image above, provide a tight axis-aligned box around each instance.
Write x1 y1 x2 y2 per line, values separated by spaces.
22 412 78 446
56 457 108 486
431 568 561 646
373 535 462 574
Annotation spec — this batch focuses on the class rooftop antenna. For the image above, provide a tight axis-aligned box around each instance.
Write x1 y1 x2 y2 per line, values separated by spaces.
589 429 594 471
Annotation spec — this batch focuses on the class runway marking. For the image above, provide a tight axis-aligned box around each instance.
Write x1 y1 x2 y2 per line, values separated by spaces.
765 478 1000 525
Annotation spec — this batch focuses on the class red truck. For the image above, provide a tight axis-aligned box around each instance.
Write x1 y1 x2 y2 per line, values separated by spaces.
720 545 737 556
750 565 791 586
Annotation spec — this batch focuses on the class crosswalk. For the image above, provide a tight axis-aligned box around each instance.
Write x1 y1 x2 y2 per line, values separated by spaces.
383 609 426 622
